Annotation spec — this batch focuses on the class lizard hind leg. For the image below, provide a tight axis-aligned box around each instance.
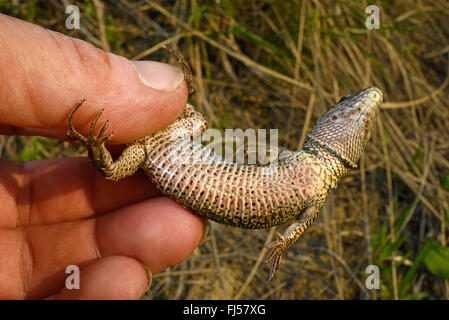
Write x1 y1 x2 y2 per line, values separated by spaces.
167 103 208 142
162 45 194 95
161 46 208 137
265 206 320 281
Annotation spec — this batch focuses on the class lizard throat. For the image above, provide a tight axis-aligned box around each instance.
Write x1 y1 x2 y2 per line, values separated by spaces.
303 133 358 169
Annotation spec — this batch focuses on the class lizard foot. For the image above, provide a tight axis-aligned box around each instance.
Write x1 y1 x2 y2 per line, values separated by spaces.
67 100 115 175
66 100 114 149
264 231 288 281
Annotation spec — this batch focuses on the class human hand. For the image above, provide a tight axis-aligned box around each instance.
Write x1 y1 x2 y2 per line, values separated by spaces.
0 14 204 299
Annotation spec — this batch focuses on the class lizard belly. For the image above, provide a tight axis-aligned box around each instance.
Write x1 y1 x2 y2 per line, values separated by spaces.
143 143 329 229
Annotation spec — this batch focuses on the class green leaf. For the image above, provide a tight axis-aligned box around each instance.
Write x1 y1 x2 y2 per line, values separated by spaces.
394 202 415 236
376 236 405 265
399 244 432 297
408 148 422 173
230 26 285 57
379 220 388 247
25 2 36 22
441 172 449 192
0 0 11 9
423 242 449 278
189 4 214 24
19 137 39 161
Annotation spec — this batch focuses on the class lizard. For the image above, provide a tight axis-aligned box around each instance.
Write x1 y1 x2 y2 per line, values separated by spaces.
66 48 383 280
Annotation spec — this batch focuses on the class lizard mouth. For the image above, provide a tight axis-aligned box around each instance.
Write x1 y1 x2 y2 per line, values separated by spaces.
355 87 383 128
304 86 383 169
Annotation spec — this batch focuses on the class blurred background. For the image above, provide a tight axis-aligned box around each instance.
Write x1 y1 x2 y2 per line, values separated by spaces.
1 0 449 299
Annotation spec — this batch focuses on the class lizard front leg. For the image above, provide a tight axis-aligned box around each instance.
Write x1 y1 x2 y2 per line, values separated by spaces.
265 206 321 280
67 100 146 181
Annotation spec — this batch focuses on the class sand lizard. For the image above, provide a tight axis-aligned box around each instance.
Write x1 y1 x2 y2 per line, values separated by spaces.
66 48 383 280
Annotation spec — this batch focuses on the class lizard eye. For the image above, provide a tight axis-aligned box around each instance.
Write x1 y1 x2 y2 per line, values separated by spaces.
338 93 353 103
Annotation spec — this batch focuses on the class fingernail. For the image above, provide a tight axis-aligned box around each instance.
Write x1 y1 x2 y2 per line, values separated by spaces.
140 263 153 295
132 61 184 92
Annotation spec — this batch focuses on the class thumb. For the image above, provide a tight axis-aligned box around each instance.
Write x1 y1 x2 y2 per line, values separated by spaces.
0 14 188 143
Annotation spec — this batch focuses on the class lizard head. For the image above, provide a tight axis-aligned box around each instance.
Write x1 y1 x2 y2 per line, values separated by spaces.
304 87 383 168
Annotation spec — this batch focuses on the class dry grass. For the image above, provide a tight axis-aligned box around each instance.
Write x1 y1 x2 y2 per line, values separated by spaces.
1 0 449 299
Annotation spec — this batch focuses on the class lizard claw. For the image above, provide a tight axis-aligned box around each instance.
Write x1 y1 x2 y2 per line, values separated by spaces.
97 119 114 143
67 99 88 144
264 231 287 281
66 100 114 148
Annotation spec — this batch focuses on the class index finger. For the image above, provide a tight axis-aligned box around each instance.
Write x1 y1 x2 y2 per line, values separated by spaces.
0 14 188 144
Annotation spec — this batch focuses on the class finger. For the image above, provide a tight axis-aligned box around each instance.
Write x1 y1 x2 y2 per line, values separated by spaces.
0 197 203 299
0 158 162 228
0 125 79 141
0 14 188 144
52 256 150 300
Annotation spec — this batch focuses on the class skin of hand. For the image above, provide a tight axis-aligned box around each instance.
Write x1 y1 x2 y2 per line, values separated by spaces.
0 13 204 299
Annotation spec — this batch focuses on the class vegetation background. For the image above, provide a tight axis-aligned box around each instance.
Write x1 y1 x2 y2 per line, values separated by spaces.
1 0 449 300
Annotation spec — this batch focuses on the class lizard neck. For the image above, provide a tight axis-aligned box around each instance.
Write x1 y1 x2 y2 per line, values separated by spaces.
302 141 350 189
